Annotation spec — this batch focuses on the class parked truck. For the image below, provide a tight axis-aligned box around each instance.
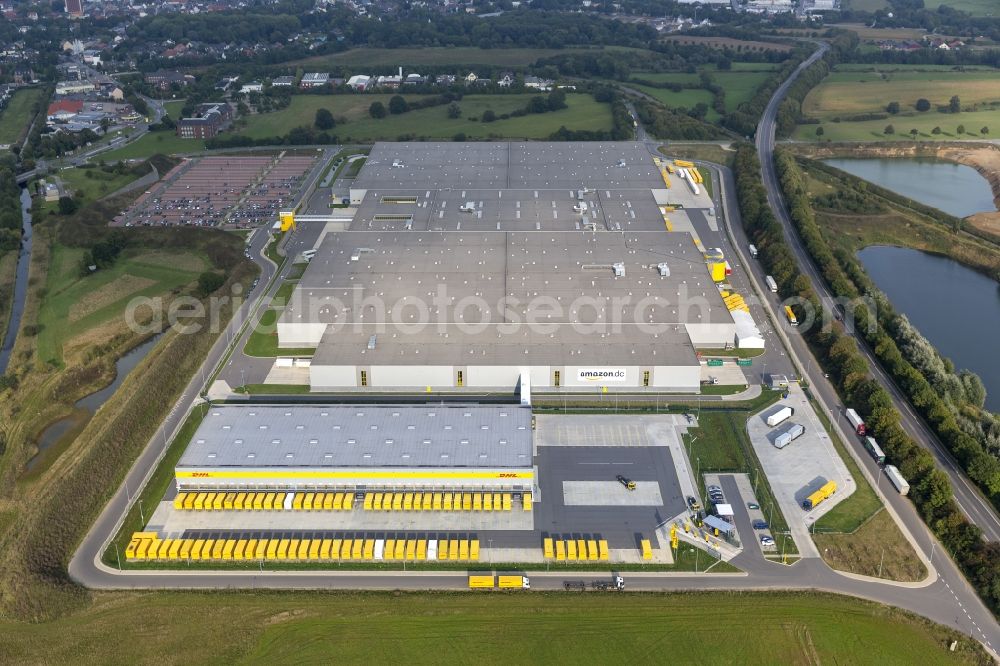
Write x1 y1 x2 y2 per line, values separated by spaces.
498 575 531 589
774 423 805 449
802 480 837 510
748 244 758 259
765 275 777 293
766 406 794 427
845 408 866 436
592 576 626 591
468 575 496 589
884 465 910 496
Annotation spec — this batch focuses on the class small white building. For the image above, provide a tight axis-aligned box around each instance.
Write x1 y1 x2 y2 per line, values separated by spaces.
300 72 330 88
240 81 263 93
347 74 372 91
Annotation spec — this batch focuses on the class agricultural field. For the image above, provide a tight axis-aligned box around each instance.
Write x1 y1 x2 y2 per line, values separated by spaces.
238 93 613 141
829 23 926 40
35 246 206 364
0 87 44 147
929 0 997 15
796 66 1000 141
802 68 1000 117
287 45 644 70
0 591 984 663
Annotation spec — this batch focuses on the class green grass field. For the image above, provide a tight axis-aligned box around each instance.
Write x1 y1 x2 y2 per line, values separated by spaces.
0 87 43 147
632 70 772 115
239 93 613 141
631 84 719 121
99 130 205 161
36 246 206 364
287 45 644 69
0 591 985 663
930 0 996 15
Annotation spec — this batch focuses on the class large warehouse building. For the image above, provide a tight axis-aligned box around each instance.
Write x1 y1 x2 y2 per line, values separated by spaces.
175 405 534 493
277 142 745 392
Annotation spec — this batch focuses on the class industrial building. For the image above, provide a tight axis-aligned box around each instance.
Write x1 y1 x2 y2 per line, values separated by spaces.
278 142 752 392
174 405 534 492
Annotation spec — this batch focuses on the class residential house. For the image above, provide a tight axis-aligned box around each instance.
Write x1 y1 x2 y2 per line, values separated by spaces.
497 72 514 88
272 75 296 87
65 0 83 17
107 86 125 101
435 74 456 86
464 72 478 84
524 75 553 91
239 81 263 93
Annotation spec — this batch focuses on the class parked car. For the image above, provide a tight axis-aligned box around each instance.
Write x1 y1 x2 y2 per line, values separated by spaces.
747 502 760 510
760 535 775 546
686 496 701 511
752 519 769 530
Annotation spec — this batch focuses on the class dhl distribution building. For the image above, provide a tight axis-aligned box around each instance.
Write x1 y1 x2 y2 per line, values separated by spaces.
174 405 534 493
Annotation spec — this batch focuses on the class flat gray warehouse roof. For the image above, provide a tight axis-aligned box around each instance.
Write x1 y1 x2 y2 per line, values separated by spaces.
352 142 664 191
177 405 533 469
286 230 731 328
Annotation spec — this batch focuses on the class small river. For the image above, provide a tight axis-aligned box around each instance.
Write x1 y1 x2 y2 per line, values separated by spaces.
823 158 997 219
858 246 1000 413
0 188 33 374
25 333 163 476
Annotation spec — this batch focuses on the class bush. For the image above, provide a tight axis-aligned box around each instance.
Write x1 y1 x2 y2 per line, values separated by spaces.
314 108 335 130
915 98 931 112
369 101 386 119
196 271 226 297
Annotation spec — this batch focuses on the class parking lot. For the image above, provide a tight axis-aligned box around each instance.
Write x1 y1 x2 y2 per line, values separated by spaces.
115 154 319 228
746 384 854 557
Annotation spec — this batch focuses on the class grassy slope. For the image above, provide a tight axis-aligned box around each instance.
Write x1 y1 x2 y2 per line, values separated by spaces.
0 591 985 663
0 250 15 343
36 246 205 363
631 84 719 122
50 166 148 208
100 130 205 161
0 87 43 146
240 93 612 141
797 110 998 141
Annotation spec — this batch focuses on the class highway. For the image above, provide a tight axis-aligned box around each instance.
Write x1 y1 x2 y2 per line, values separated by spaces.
67 55 1000 654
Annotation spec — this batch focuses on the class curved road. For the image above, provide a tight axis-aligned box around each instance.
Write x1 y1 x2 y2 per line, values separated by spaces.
69 47 1000 656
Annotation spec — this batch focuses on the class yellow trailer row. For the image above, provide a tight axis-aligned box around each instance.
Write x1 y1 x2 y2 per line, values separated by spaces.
723 293 750 314
673 159 695 168
363 491 530 513
126 532 480 563
173 491 355 512
542 537 609 562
